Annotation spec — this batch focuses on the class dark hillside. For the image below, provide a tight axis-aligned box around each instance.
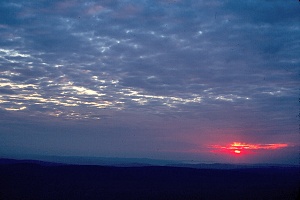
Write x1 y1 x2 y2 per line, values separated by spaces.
0 161 299 200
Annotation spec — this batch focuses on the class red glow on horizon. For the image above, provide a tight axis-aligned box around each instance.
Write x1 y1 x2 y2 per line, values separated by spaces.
209 142 289 156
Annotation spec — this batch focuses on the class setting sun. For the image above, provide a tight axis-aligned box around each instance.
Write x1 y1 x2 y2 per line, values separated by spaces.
234 150 241 154
209 142 289 156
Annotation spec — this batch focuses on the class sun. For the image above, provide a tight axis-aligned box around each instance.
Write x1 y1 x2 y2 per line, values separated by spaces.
210 142 289 157
234 150 241 154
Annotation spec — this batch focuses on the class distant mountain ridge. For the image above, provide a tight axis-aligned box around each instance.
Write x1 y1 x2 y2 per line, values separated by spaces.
1 158 299 199
0 158 65 166
0 157 298 169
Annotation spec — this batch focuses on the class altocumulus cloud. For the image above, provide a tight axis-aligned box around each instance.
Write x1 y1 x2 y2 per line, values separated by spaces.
0 0 299 163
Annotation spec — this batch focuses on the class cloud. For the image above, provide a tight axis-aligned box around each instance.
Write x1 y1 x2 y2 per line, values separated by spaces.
0 0 298 162
0 1 297 111
210 142 290 152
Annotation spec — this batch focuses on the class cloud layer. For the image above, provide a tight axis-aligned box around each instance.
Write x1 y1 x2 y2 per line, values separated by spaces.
0 0 299 163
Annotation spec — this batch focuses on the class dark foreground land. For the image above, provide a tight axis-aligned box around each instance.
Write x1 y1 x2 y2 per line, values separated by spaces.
0 160 299 200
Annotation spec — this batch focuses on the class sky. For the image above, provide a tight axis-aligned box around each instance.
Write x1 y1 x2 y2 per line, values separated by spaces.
0 0 299 165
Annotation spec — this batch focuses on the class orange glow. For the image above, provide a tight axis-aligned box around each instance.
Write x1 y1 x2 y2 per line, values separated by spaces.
209 142 289 156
